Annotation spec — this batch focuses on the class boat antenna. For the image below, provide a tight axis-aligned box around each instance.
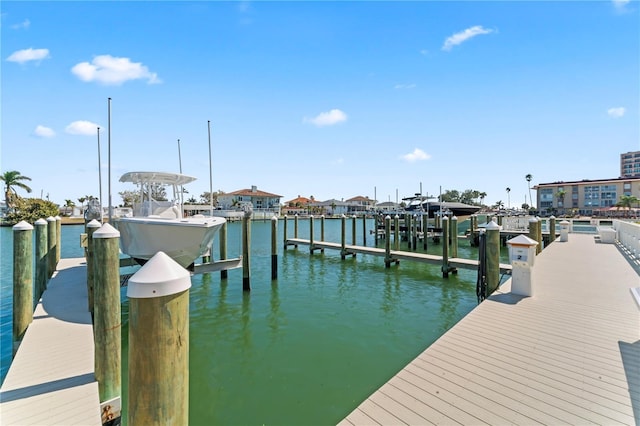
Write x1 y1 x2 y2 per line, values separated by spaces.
97 126 103 222
207 120 213 215
107 97 112 223
177 138 184 207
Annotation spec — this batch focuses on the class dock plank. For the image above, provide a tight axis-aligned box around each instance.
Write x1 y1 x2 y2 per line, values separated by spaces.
342 233 640 425
0 258 101 426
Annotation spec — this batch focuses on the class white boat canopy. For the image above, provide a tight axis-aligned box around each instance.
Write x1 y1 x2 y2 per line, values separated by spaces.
119 171 197 186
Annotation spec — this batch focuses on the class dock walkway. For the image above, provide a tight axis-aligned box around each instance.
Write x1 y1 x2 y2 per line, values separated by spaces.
286 238 513 274
0 258 100 425
340 233 640 425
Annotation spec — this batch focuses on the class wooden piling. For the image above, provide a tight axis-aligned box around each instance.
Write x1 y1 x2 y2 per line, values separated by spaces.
12 221 33 357
271 216 278 279
549 216 556 244
352 215 357 246
294 214 299 239
55 216 62 266
86 219 101 316
220 221 228 280
242 210 252 291
46 216 57 277
441 217 449 277
529 218 541 254
485 220 501 295
536 217 543 254
412 215 418 250
451 216 458 258
93 223 122 406
362 215 366 246
394 215 399 251
127 252 190 426
34 218 48 302
283 215 288 250
320 215 325 252
341 214 347 260
309 215 315 254
384 215 391 268
422 214 428 250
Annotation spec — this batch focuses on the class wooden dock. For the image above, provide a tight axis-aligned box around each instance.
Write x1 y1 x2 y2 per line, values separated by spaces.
285 238 513 274
339 233 640 425
0 258 101 426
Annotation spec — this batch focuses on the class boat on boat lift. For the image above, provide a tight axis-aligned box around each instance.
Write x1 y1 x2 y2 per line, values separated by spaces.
112 171 226 268
403 195 481 218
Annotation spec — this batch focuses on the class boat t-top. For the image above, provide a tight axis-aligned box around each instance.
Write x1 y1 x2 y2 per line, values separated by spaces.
112 171 226 268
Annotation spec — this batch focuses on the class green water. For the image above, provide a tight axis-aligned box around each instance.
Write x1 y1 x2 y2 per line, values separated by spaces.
2 219 509 425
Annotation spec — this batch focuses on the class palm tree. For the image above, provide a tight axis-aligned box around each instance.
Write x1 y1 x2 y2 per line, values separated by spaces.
616 195 640 217
1 170 32 210
525 174 533 208
77 196 87 214
479 192 487 206
555 190 566 212
64 199 76 216
506 187 511 209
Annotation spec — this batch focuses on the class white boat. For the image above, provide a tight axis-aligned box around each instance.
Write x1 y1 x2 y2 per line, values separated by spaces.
112 171 226 268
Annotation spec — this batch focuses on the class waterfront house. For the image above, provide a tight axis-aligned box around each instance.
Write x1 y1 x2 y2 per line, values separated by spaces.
310 199 351 216
283 195 315 216
217 185 282 216
345 196 376 214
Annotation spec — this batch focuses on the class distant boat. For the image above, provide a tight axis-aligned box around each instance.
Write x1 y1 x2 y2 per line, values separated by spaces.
403 197 481 218
112 171 226 268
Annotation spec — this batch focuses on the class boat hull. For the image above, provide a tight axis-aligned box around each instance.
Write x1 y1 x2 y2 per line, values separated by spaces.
113 216 226 268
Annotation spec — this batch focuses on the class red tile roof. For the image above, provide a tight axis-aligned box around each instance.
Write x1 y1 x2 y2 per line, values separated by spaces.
225 188 282 197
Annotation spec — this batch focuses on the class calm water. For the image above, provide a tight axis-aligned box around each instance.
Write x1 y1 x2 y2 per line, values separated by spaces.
1 218 509 425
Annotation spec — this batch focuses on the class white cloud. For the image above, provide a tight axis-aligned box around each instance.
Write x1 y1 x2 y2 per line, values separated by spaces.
11 19 31 30
607 107 625 118
6 48 50 64
612 0 630 11
442 25 494 51
419 49 429 56
303 109 348 127
71 55 161 85
33 125 55 138
65 120 101 135
401 148 431 163
394 83 416 90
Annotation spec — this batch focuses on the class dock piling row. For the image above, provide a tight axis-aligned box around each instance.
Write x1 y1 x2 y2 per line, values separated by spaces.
12 221 34 357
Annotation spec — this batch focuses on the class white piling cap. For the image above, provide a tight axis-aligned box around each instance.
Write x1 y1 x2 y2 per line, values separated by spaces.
55 216 61 220
127 251 192 298
452 216 458 220
529 217 539 223
35 218 47 226
46 216 56 222
506 235 538 247
485 220 500 230
93 222 120 239
86 219 102 229
13 220 33 231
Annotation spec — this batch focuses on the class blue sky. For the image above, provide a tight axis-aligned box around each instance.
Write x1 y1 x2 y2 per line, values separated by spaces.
2 1 638 209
